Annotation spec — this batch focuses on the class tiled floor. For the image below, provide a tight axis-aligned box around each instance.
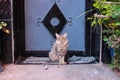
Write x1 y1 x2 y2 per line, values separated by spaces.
0 64 119 80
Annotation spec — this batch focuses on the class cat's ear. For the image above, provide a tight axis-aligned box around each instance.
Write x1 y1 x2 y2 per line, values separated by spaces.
55 33 59 38
63 33 67 38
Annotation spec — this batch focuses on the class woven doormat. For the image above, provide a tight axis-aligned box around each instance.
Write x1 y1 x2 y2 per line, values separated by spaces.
21 55 96 64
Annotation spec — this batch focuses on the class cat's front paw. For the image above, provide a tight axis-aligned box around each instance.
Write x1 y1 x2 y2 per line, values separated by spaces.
59 61 66 65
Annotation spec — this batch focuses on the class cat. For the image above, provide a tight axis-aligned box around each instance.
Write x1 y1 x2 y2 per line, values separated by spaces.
49 33 68 64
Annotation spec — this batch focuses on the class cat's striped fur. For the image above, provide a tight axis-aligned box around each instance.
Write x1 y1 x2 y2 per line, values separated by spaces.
49 33 68 64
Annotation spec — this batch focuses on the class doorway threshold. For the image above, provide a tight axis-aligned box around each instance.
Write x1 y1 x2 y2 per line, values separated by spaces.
16 56 97 65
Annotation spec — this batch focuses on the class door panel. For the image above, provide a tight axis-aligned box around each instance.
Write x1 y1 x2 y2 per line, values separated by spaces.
25 0 85 51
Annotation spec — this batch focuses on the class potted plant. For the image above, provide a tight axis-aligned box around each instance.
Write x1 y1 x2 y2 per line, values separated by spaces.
91 0 120 70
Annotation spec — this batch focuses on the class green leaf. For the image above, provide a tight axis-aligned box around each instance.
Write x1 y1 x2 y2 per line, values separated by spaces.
0 25 2 29
103 36 108 42
91 20 96 27
0 22 7 29
116 22 120 26
87 17 92 20
1 22 7 26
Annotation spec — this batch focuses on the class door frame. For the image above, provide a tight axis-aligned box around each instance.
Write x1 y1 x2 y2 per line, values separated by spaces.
13 0 93 62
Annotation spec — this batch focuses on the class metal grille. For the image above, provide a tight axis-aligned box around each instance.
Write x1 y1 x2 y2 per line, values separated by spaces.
0 0 11 20
0 0 12 64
